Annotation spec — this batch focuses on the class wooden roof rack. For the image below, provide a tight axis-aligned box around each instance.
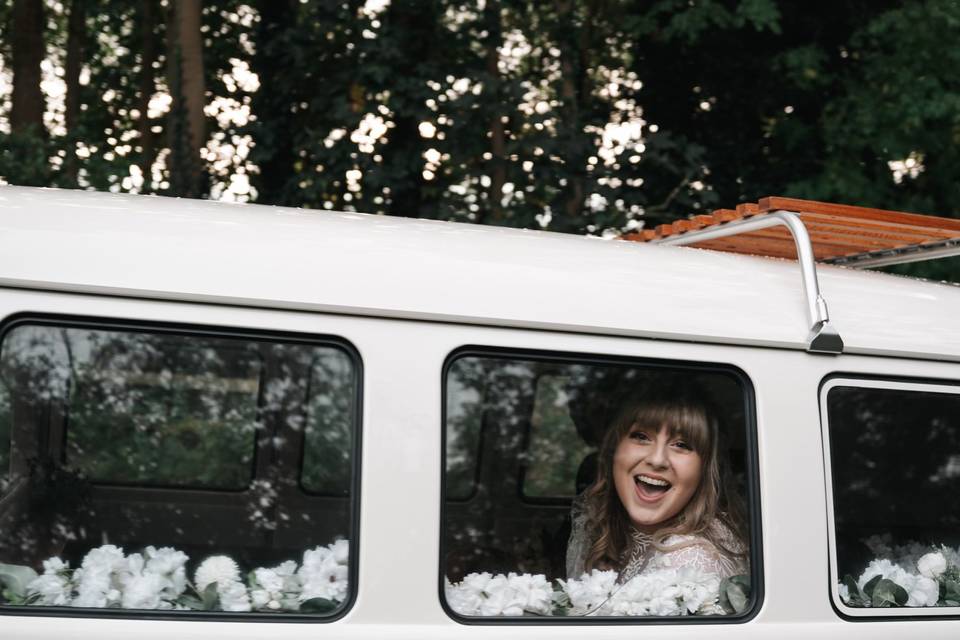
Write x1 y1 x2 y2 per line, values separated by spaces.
622 197 960 355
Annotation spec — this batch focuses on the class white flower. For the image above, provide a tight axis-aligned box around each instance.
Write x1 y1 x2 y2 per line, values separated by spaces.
72 545 128 608
217 580 252 612
477 574 527 616
838 582 850 603
144 546 188 601
330 539 349 564
194 556 241 591
121 572 165 610
445 577 483 615
917 552 947 579
908 576 940 607
27 558 73 606
559 570 617 615
299 543 348 603
250 560 299 611
856 558 940 607
445 572 553 617
506 572 553 615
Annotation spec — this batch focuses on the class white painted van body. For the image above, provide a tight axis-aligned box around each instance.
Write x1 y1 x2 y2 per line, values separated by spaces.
0 185 958 638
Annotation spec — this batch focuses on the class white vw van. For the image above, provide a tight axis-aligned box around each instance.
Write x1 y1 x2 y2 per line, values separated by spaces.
1 186 959 638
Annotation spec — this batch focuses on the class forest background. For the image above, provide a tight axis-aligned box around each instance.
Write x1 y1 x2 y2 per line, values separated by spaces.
1 0 959 280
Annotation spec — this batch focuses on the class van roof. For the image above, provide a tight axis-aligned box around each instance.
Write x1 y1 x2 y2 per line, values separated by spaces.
1 186 958 362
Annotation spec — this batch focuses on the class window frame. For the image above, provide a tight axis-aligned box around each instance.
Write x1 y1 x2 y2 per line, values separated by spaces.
439 344 764 626
0 312 363 623
821 374 960 621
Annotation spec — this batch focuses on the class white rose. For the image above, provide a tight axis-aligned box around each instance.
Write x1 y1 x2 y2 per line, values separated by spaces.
194 556 241 591
907 576 940 607
917 552 947 579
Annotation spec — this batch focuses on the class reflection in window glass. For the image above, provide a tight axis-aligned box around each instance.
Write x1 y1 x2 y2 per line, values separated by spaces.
301 350 355 494
65 333 260 489
524 374 595 498
0 382 9 494
443 354 755 619
827 384 960 610
445 358 486 499
0 322 357 618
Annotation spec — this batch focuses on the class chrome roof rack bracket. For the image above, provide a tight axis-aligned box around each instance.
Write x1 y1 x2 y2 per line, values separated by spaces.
653 211 844 355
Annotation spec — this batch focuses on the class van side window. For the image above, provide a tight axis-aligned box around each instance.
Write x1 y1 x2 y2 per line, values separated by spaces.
0 321 358 619
824 380 960 615
442 352 759 621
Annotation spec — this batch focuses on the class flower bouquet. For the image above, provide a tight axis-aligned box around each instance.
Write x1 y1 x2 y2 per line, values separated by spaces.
839 537 960 608
0 539 349 614
445 568 752 617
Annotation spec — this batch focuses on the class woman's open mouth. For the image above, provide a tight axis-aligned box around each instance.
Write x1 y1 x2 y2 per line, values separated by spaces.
634 474 671 502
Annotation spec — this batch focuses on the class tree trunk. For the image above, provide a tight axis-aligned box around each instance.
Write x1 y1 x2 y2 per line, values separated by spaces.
138 0 159 191
482 1 506 225
381 1 434 218
10 0 46 136
250 0 299 205
167 0 206 198
63 0 87 185
553 0 590 231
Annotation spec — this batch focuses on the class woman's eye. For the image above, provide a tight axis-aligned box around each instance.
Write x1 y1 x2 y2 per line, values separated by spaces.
629 430 650 442
673 440 693 451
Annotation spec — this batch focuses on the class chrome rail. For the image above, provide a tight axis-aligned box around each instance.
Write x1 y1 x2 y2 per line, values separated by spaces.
653 210 844 354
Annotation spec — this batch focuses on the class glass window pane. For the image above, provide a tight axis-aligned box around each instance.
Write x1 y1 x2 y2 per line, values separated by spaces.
443 353 756 620
0 322 357 618
444 357 487 500
0 380 9 495
301 350 355 495
523 374 595 498
64 331 260 489
827 383 960 610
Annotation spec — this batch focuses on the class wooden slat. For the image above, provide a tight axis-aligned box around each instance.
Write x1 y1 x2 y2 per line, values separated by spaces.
796 210 957 241
622 196 960 264
691 229 866 258
758 196 960 233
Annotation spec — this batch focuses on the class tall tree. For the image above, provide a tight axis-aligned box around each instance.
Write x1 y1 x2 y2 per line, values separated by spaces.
249 0 300 205
137 0 160 191
63 0 87 186
10 0 45 136
377 0 441 219
167 0 207 198
481 1 507 225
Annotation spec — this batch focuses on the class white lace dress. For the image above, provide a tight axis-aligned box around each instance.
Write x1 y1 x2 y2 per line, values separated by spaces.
566 512 747 582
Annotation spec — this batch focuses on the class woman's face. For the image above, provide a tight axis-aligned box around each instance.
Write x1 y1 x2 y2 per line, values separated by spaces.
612 423 703 532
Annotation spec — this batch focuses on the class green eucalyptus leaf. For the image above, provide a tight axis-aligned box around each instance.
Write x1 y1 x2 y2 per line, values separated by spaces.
944 579 960 602
299 597 338 614
0 563 39 600
862 574 883 599
871 579 908 608
718 574 751 614
841 575 865 606
177 595 204 610
201 583 220 611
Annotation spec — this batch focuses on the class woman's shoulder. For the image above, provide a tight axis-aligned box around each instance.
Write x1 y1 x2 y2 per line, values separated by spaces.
661 519 739 549
654 519 746 577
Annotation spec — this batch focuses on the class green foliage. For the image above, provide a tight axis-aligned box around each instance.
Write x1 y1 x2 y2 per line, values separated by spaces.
0 130 51 186
718 574 751 614
0 562 39 605
2 0 960 279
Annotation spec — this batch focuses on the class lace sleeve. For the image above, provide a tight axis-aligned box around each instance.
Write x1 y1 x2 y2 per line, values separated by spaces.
652 541 742 578
565 498 591 579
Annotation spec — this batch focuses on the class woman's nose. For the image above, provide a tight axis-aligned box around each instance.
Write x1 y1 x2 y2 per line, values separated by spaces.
646 439 669 469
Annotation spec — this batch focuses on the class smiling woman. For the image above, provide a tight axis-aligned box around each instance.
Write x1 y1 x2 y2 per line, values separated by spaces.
441 352 757 620
566 386 748 586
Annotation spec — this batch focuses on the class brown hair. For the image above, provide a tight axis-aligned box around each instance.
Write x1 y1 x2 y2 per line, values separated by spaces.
581 383 746 572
